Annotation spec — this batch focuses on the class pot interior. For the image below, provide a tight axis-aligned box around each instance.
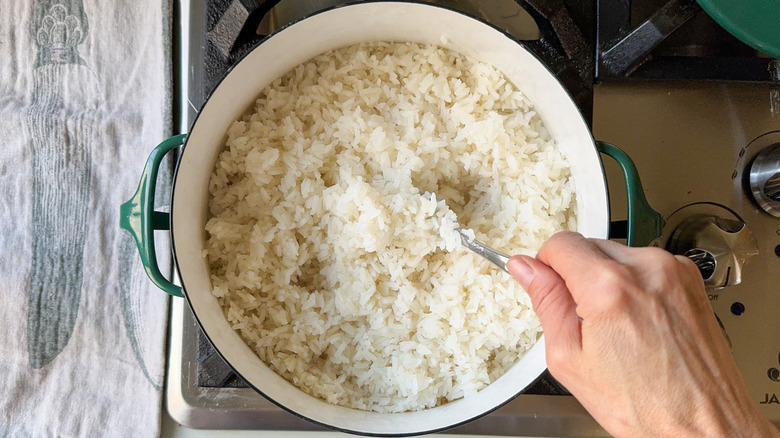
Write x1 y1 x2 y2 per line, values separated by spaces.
171 2 608 435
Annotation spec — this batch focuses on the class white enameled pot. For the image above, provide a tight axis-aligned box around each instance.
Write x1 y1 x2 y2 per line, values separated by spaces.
120 2 661 435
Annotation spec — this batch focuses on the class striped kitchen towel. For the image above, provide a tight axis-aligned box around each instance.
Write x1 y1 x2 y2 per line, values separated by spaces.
0 0 173 436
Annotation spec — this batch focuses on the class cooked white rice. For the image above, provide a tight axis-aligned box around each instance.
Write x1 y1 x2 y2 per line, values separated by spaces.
205 41 576 413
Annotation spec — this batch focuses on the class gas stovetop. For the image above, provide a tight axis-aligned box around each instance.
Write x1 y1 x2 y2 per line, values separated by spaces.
166 0 780 435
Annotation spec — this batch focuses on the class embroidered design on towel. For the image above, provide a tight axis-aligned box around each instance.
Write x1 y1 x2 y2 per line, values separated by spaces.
26 0 91 369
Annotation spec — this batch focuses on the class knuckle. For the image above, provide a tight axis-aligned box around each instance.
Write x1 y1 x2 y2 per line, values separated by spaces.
528 275 566 318
649 249 682 272
545 342 578 381
637 247 694 277
633 246 676 268
674 254 702 278
546 344 569 371
592 260 632 289
539 231 581 256
589 261 635 310
637 249 704 296
548 230 579 243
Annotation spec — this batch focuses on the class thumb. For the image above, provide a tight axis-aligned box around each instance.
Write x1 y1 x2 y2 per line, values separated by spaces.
506 255 582 358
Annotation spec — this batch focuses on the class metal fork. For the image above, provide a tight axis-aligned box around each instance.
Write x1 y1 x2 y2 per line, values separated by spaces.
457 229 512 273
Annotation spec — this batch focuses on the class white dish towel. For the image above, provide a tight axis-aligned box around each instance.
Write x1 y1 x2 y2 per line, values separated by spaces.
0 1 173 436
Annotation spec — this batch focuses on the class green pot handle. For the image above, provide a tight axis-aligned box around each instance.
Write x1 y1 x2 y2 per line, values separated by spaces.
596 141 663 247
119 134 187 297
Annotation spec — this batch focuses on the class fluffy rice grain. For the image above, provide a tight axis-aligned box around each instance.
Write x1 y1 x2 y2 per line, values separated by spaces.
206 41 576 413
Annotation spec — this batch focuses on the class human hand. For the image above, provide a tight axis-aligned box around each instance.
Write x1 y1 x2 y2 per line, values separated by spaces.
507 231 780 438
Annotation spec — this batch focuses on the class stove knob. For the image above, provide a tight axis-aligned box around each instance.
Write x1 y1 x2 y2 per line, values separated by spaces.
683 248 716 280
748 143 780 217
666 215 758 289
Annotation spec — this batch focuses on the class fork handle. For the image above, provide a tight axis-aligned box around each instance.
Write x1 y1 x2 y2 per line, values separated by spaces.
461 235 511 273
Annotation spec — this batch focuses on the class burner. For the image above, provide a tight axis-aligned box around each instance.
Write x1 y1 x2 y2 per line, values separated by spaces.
659 203 758 289
596 0 780 81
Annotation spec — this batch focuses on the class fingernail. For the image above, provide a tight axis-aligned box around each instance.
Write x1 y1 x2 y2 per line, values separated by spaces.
506 256 535 287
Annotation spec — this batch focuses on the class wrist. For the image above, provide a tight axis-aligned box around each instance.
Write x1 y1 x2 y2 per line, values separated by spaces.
596 390 780 438
697 395 780 438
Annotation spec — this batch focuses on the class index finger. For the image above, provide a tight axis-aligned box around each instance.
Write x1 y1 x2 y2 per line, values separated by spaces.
536 231 615 302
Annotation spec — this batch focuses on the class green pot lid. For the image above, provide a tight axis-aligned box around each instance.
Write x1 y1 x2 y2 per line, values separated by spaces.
697 0 780 59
